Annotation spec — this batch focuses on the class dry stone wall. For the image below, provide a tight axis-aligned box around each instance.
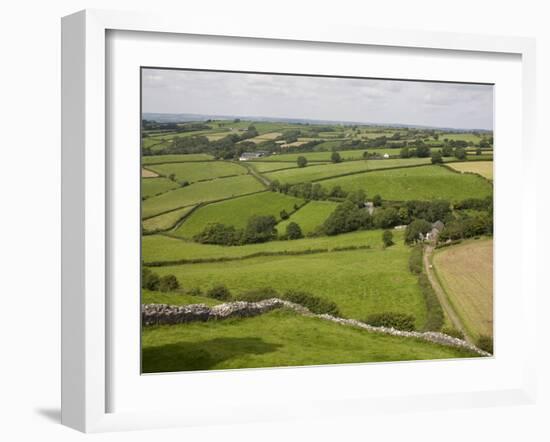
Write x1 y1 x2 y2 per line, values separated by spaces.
142 299 491 357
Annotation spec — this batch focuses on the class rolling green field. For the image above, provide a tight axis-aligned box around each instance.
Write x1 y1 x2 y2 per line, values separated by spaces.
266 158 432 184
259 150 367 162
173 191 304 238
249 162 302 173
142 174 265 218
142 309 478 373
142 153 215 164
276 200 338 235
142 289 221 307
142 206 197 233
151 241 428 326
141 177 180 199
321 165 493 201
143 229 389 263
147 161 246 183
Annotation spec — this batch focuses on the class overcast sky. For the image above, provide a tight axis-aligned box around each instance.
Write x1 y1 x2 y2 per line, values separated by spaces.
142 69 493 130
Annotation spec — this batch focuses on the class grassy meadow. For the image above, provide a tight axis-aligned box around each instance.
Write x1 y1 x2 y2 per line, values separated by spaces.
142 309 479 373
147 161 247 183
142 174 265 218
276 200 338 235
321 165 493 201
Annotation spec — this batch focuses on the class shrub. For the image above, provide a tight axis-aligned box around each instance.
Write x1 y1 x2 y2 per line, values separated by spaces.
441 327 464 340
158 274 180 292
364 312 416 331
418 273 444 331
477 335 493 353
194 223 241 246
283 290 340 316
409 245 423 274
331 151 342 163
431 151 443 164
187 287 203 296
142 267 160 291
286 222 303 240
382 230 394 247
372 194 382 207
280 209 290 220
297 156 307 168
206 284 231 301
237 287 279 302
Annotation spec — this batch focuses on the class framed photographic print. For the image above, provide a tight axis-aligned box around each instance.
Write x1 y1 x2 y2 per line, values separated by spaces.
61 9 538 433
139 67 494 375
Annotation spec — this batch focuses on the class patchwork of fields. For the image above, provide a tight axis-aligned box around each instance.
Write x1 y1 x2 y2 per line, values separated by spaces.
142 174 264 218
173 191 304 238
147 161 246 183
141 120 494 372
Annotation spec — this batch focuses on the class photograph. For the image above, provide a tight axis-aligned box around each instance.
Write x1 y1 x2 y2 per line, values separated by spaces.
140 68 494 374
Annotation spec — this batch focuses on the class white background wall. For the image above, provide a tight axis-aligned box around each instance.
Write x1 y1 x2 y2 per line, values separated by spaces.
0 1 548 441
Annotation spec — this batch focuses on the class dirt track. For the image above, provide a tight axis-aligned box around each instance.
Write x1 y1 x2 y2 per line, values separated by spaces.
423 245 471 343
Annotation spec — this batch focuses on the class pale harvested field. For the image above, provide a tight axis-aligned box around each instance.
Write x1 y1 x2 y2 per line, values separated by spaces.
433 239 493 338
142 168 159 178
246 132 282 144
447 161 493 180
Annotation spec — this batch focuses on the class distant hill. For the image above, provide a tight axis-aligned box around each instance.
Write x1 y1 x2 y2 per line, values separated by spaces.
142 112 492 133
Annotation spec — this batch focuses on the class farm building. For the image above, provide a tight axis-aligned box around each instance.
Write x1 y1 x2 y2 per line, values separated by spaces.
239 151 267 161
426 220 445 242
383 153 390 159
364 201 375 215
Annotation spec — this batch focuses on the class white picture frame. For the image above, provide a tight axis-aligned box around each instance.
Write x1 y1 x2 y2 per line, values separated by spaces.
61 9 538 433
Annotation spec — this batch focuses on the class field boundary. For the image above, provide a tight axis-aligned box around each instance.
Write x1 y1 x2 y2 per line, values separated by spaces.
142 189 269 220
144 243 374 266
142 300 491 357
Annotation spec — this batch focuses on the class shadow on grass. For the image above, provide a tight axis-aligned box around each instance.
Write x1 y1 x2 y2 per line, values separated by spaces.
142 337 282 373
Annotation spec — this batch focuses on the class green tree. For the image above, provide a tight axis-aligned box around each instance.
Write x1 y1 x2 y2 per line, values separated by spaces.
382 230 394 247
331 151 342 163
241 215 278 244
286 222 303 240
415 144 431 158
346 189 367 207
431 150 443 164
362 150 369 159
405 219 432 244
159 274 180 292
372 194 383 207
454 147 467 160
280 209 290 220
373 207 400 229
400 147 410 158
441 145 453 157
297 156 307 168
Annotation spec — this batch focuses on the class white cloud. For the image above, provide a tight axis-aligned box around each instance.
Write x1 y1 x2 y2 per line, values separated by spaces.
142 68 493 130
